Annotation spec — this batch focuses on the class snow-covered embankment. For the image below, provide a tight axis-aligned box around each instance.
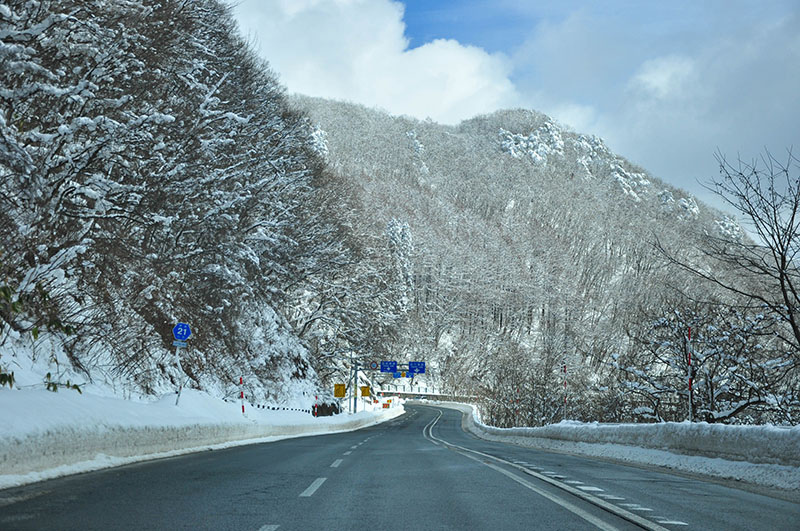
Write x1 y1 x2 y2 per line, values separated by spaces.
426 402 800 494
0 389 403 489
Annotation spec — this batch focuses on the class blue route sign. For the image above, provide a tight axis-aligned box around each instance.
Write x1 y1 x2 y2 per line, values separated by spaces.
408 361 426 374
380 360 397 373
173 322 192 341
393 372 401 378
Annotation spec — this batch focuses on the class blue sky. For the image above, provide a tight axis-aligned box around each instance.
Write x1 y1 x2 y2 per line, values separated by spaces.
234 0 799 210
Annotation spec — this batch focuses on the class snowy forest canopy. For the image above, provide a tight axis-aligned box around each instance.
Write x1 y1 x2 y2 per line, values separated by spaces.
1 0 798 425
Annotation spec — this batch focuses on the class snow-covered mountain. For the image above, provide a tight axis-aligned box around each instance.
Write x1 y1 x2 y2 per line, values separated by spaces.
291 96 796 426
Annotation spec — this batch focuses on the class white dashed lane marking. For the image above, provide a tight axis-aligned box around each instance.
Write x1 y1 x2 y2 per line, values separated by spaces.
299 478 326 497
620 503 653 512
343 451 352 455
330 459 343 468
484 456 686 528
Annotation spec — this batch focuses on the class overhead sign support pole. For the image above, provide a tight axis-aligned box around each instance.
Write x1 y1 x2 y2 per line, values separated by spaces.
353 360 360 413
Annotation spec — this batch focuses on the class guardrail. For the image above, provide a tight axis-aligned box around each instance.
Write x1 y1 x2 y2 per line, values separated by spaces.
376 391 477 402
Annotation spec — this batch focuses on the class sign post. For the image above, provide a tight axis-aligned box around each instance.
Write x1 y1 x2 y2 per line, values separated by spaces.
172 322 192 406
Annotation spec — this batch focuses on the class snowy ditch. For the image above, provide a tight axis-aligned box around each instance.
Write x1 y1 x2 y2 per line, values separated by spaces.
0 389 403 490
420 402 800 494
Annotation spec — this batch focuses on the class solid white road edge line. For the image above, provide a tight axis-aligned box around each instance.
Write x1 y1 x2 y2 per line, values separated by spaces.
299 477 326 497
423 408 672 531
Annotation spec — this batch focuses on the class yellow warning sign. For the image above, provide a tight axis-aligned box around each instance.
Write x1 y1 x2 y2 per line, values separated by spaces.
334 383 346 398
360 386 371 397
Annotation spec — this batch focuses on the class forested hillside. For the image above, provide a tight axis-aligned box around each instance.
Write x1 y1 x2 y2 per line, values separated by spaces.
0 0 367 404
293 95 799 426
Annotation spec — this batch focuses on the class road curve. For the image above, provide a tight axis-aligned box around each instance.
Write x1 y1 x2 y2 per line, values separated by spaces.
0 404 797 530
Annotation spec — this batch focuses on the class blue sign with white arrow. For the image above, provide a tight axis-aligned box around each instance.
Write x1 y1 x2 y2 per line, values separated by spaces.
173 322 192 341
408 361 426 374
380 361 397 373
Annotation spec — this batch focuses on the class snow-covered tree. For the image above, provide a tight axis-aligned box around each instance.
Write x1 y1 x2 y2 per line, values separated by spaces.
616 300 799 423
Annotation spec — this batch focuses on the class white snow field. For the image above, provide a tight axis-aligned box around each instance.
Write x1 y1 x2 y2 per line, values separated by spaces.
425 402 800 494
0 387 403 490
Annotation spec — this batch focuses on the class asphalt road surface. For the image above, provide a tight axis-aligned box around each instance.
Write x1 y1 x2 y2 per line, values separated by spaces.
1 404 797 530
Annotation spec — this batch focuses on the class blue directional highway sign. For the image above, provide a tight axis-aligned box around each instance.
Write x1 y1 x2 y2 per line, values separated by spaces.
380 361 397 373
173 322 192 341
408 361 426 374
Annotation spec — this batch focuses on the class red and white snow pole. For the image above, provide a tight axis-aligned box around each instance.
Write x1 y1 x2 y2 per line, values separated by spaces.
240 377 245 416
563 362 568 420
313 395 318 417
687 327 693 422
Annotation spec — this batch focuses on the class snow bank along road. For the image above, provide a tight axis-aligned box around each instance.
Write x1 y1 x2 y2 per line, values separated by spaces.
435 402 800 495
1 405 797 530
0 389 402 489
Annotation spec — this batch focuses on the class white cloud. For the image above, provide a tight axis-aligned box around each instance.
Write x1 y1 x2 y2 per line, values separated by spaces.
233 0 799 213
234 0 522 124
630 55 694 100
508 6 799 211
